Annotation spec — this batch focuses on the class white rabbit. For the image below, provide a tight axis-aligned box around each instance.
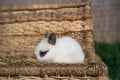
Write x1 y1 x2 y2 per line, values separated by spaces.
35 32 85 63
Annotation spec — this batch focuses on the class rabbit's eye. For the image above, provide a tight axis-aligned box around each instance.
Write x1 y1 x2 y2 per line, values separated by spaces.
39 50 49 57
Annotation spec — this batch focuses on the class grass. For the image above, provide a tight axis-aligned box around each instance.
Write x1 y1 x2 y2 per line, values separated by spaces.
94 42 120 80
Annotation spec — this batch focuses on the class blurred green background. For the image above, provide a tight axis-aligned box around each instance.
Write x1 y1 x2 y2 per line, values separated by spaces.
92 0 120 79
94 42 120 80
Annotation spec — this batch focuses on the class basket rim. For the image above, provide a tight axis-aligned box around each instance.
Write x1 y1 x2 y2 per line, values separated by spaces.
0 1 89 11
0 62 108 77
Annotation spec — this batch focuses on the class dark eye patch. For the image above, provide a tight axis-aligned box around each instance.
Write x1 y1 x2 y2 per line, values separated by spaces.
39 50 49 57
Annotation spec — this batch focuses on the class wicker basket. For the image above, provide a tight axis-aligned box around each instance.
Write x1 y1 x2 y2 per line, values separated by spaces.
0 0 109 79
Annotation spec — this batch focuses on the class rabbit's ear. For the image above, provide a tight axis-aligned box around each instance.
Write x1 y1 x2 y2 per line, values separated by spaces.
48 33 56 45
44 31 49 38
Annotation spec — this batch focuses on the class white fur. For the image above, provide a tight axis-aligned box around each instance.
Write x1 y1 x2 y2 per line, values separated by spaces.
35 36 85 63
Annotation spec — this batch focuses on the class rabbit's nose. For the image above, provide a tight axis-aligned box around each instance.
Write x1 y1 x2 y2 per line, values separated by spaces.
39 51 49 57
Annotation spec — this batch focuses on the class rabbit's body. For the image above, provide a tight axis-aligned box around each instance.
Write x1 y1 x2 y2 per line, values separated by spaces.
35 32 85 63
53 36 84 63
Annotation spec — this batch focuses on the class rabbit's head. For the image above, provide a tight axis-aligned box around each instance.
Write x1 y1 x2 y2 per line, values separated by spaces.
35 32 57 62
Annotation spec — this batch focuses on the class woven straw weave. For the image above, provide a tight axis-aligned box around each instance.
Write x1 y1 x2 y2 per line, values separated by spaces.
0 0 109 79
